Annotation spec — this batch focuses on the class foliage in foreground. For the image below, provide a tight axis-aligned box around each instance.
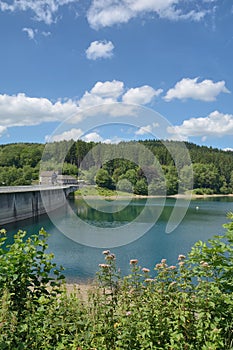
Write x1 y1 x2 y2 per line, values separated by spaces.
0 215 233 349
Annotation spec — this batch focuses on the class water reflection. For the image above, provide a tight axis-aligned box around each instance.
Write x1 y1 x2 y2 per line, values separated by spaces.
2 197 233 282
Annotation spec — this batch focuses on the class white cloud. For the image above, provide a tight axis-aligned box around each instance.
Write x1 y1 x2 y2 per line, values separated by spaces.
135 124 152 135
76 102 139 120
22 27 52 40
87 0 211 29
164 77 230 102
78 92 109 110
82 132 110 143
78 80 124 109
0 0 215 28
82 132 103 143
91 80 124 99
135 122 159 135
0 0 77 25
0 80 162 137
46 128 83 142
223 148 233 152
22 27 37 40
78 81 160 111
122 85 163 105
0 93 79 129
167 110 233 140
86 40 114 60
78 92 116 110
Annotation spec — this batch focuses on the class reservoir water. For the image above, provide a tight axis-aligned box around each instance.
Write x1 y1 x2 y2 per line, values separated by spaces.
3 196 233 282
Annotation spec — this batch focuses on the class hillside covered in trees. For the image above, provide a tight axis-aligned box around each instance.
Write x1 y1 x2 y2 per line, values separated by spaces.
0 140 233 195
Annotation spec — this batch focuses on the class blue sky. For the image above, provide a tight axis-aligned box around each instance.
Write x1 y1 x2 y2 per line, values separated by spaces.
0 0 233 149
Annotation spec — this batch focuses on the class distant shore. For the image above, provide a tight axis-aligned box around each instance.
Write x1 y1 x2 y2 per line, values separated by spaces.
75 193 233 200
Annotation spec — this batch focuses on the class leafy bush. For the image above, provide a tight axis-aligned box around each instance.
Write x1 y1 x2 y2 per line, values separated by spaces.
0 229 65 349
134 178 148 195
193 187 214 195
0 215 233 349
117 178 133 193
95 169 115 190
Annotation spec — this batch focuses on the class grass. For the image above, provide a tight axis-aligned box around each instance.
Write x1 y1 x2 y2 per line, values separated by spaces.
75 185 133 198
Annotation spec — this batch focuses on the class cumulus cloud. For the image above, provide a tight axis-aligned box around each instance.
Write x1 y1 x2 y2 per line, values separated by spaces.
167 110 233 140
86 40 114 60
135 122 159 136
164 77 230 102
78 80 124 109
78 92 112 110
0 80 162 138
82 132 104 143
0 93 79 129
122 86 163 105
0 0 77 25
22 27 37 40
81 132 112 144
135 124 153 135
91 80 124 99
87 0 211 29
46 128 83 142
78 81 160 110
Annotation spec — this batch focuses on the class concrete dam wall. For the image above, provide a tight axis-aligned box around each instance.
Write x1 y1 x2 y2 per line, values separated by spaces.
0 186 77 226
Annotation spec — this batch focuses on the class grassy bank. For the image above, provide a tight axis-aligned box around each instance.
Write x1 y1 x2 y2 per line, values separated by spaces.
74 185 233 200
75 185 131 198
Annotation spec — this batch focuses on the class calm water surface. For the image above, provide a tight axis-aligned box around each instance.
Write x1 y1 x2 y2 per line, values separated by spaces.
3 196 233 282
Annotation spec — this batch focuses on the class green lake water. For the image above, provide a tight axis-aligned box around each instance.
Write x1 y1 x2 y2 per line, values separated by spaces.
3 196 233 282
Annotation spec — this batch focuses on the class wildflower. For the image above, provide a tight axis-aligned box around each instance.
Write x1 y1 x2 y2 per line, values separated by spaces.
155 263 162 269
102 250 110 255
142 267 150 273
179 261 185 267
161 258 167 264
106 253 116 261
130 259 138 265
200 261 209 268
98 264 110 269
126 311 131 316
145 278 154 283
169 265 176 270
178 254 186 261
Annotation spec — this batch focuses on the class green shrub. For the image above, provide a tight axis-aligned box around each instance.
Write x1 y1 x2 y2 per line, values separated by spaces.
0 229 65 349
134 178 148 195
0 216 233 349
193 188 214 195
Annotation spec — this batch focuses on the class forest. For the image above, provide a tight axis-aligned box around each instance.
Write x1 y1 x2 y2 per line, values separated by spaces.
0 139 233 195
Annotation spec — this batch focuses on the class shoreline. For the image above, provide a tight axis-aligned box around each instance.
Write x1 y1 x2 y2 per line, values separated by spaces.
75 193 233 200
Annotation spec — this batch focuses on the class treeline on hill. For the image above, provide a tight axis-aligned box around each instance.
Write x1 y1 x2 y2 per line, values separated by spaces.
0 143 44 186
1 140 233 195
